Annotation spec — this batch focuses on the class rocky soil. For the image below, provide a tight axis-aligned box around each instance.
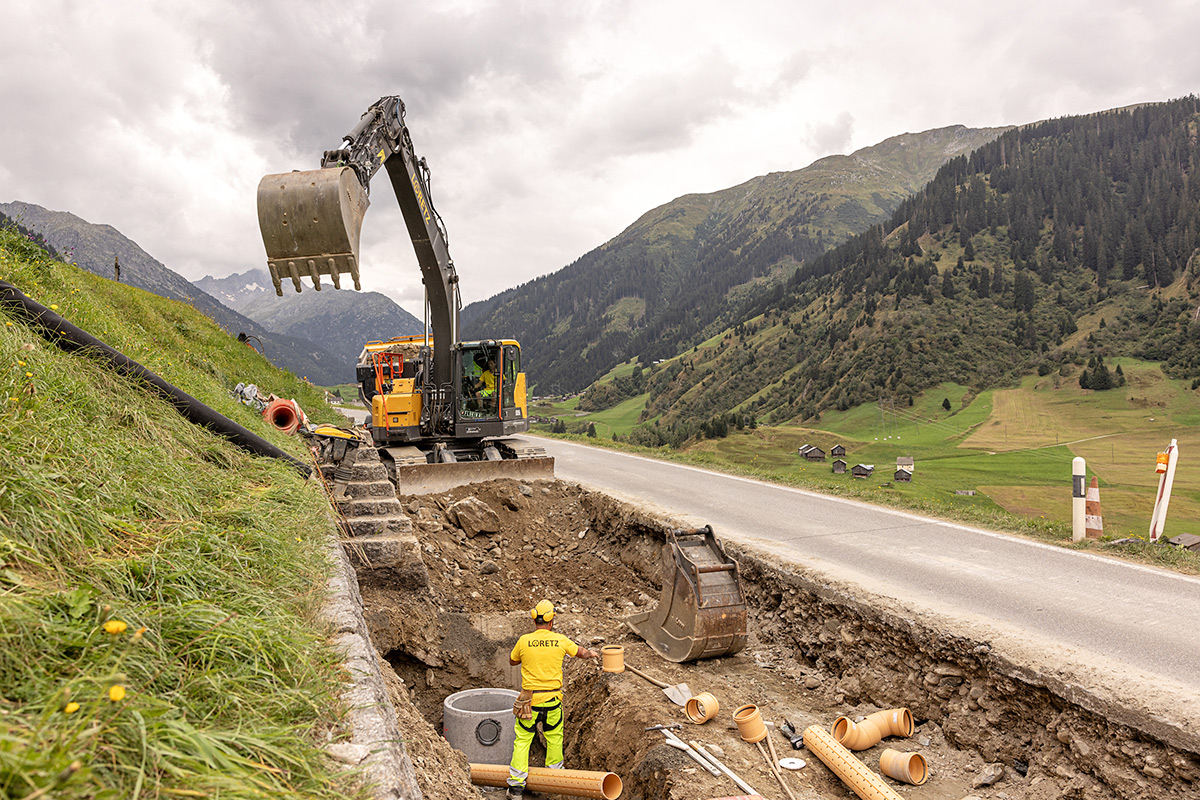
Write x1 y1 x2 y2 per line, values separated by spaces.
350 478 1200 800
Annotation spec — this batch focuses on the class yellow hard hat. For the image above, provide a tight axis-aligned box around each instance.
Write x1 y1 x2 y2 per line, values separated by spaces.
532 599 555 623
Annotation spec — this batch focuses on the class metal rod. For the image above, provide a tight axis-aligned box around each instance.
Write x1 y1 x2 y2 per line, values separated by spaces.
689 740 757 796
759 739 797 800
764 723 797 800
659 731 720 777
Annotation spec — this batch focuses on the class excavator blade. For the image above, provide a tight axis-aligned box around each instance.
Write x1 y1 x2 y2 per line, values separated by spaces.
624 526 747 663
379 439 556 496
390 457 556 496
257 167 369 295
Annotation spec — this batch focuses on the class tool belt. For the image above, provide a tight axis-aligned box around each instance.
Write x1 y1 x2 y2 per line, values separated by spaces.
515 697 563 732
513 690 534 721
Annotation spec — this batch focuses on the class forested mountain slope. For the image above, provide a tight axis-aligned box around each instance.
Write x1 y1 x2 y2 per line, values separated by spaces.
627 98 1200 445
461 125 1008 393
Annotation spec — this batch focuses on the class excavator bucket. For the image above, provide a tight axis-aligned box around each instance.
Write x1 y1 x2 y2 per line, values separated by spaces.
624 525 747 663
257 167 369 295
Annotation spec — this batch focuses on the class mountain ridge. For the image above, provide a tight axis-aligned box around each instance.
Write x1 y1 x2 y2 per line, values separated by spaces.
616 98 1200 444
195 268 425 371
462 123 1011 393
1 202 350 384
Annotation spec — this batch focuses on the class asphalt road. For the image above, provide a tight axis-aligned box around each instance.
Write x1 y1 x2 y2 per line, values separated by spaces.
533 436 1200 691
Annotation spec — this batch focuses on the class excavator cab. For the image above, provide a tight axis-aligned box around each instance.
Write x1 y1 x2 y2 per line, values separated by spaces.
257 167 369 295
624 526 748 662
457 342 526 424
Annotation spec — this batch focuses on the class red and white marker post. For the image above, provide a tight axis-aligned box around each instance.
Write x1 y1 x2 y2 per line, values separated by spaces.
1072 457 1087 543
1149 439 1179 543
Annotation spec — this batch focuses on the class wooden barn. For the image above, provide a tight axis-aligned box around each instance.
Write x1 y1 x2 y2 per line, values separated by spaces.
798 444 827 462
851 463 875 479
832 459 847 474
895 467 913 482
831 444 846 458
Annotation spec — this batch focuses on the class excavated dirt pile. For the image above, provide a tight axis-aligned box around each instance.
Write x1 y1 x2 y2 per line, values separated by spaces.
351 478 1200 800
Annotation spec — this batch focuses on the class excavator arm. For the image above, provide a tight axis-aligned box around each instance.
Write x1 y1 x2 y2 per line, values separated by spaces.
257 96 460 431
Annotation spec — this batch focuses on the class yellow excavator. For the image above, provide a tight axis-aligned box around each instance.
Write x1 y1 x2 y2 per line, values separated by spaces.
256 96 552 492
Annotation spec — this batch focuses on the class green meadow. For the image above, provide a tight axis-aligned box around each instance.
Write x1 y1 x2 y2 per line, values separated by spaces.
535 360 1200 569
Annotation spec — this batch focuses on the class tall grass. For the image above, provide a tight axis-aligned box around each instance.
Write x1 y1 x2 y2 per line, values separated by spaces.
0 223 363 799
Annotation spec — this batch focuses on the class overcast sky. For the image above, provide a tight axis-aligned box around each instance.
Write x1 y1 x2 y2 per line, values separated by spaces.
2 1 1198 313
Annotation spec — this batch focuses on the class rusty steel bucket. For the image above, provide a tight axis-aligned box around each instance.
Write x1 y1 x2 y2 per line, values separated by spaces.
624 525 747 662
257 166 369 295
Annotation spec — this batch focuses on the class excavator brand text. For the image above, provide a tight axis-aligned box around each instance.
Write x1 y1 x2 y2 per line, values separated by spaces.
410 173 432 225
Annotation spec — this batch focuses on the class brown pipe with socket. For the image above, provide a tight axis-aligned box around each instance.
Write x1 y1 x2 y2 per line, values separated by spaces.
831 708 913 750
879 748 929 785
469 764 622 800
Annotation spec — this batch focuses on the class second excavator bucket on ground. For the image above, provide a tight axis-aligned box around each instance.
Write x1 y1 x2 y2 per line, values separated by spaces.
257 167 369 295
624 525 747 662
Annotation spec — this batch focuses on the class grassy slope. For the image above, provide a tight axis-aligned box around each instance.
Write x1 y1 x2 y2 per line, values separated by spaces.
0 226 359 799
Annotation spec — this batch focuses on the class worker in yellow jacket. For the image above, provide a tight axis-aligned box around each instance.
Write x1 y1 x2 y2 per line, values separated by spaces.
507 600 598 799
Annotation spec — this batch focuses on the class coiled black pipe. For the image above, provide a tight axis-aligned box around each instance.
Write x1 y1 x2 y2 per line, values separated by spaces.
0 280 311 477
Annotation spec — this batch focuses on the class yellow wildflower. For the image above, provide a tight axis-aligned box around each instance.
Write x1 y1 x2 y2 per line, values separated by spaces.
49 304 58 310
108 685 125 702
24 372 32 378
103 620 127 635
64 702 80 714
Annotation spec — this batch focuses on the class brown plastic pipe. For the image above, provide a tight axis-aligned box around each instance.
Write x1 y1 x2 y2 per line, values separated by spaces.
802 725 904 800
831 708 913 751
879 749 929 785
470 763 623 800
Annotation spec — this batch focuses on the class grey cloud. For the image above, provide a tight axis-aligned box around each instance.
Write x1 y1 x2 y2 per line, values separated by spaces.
807 111 854 156
191 1 585 157
554 53 746 166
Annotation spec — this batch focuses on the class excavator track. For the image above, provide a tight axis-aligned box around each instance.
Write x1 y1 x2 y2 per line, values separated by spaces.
495 438 549 460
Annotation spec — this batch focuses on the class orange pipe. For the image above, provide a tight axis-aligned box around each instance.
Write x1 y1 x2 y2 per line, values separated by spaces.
802 725 903 800
879 749 929 785
263 398 301 434
684 692 719 724
831 708 913 751
733 704 767 743
469 763 623 800
601 645 625 673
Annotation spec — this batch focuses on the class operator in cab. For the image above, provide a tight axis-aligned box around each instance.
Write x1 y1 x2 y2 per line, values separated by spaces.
480 357 497 398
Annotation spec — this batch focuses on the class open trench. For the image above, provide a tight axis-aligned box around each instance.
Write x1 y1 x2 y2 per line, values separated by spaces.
348 476 1200 800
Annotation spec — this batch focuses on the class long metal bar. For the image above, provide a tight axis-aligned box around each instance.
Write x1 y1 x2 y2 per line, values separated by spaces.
661 737 721 776
659 731 720 777
689 741 758 796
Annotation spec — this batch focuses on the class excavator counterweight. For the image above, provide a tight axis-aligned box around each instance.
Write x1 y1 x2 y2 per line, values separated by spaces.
257 167 369 295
